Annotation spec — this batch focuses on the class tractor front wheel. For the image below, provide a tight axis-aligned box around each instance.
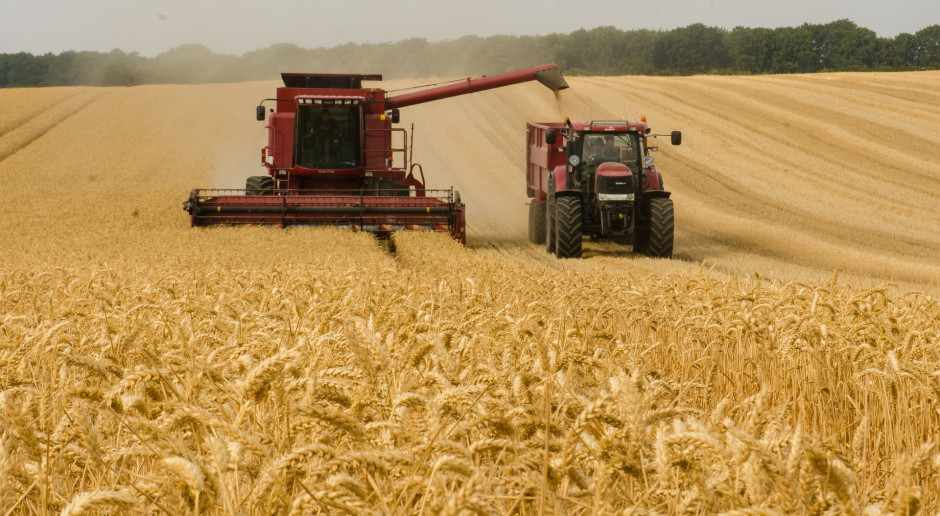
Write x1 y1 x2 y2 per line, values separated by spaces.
554 196 583 258
643 197 674 258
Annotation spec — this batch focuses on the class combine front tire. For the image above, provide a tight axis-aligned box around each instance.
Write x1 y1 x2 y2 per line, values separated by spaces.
554 196 583 258
643 197 674 258
246 176 273 195
529 201 546 245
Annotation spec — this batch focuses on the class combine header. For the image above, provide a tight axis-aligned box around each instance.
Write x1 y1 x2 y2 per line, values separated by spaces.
183 65 568 242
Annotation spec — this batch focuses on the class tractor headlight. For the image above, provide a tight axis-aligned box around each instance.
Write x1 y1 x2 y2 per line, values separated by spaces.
644 155 654 167
597 193 635 202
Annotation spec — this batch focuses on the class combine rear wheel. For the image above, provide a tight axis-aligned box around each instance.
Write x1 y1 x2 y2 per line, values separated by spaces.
554 196 583 258
246 176 273 195
529 201 546 245
643 197 674 258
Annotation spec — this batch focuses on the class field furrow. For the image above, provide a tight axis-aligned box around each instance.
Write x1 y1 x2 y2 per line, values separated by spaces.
0 89 109 164
0 87 89 136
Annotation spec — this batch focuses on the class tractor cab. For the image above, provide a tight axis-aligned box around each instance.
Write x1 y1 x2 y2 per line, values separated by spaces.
567 129 644 203
582 133 639 169
293 98 363 170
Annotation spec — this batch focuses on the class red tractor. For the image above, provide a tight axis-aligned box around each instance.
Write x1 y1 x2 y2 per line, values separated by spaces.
526 119 682 258
183 65 568 242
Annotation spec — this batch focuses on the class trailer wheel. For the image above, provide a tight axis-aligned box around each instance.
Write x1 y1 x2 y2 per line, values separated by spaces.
545 196 556 254
554 196 583 258
643 197 674 258
529 201 546 245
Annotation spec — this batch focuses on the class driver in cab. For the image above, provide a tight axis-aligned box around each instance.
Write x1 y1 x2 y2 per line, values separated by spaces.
587 135 620 164
306 109 341 164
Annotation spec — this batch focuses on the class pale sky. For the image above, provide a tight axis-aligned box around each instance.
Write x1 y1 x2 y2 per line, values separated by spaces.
1 0 937 57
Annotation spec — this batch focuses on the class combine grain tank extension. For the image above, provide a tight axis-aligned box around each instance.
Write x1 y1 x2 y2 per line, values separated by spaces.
183 65 568 242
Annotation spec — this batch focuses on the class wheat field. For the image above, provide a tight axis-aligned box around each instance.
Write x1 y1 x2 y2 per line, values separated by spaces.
1 72 939 514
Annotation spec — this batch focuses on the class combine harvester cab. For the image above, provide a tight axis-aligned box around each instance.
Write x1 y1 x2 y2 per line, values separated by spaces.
183 65 568 243
526 118 682 258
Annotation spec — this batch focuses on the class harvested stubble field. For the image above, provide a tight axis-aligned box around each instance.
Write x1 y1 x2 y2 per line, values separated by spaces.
1 72 940 515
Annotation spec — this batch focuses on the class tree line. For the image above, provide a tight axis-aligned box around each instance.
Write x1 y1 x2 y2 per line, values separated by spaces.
2 20 939 88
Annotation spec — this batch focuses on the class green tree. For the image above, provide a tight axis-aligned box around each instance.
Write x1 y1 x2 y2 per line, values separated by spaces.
729 26 775 73
652 24 731 74
877 33 919 69
916 25 940 68
3 52 48 86
5 21 940 88
771 25 815 73
807 19 877 71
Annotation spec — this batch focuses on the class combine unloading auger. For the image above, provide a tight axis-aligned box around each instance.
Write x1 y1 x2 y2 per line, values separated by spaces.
183 64 568 242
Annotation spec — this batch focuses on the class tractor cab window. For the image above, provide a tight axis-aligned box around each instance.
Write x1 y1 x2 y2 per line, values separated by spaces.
295 104 361 169
584 133 639 166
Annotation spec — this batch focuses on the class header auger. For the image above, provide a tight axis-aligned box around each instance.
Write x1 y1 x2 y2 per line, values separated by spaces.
183 64 568 242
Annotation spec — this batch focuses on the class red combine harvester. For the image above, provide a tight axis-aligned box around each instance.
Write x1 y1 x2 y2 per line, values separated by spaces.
526 118 681 258
183 65 568 242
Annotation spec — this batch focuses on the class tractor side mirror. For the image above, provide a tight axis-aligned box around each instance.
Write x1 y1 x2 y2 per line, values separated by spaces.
256 105 266 121
671 131 682 146
390 108 400 124
545 130 557 145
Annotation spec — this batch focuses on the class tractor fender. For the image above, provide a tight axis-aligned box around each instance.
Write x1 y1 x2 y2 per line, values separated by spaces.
549 165 581 199
549 164 568 194
548 165 582 202
643 169 665 191
642 189 671 201
554 189 582 199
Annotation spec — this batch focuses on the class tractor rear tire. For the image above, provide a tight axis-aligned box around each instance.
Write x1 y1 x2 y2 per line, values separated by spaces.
545 196 556 254
529 201 546 245
643 197 674 258
554 196 583 258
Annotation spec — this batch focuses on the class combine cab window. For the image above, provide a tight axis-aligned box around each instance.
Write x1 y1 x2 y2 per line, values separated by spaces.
295 105 361 169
